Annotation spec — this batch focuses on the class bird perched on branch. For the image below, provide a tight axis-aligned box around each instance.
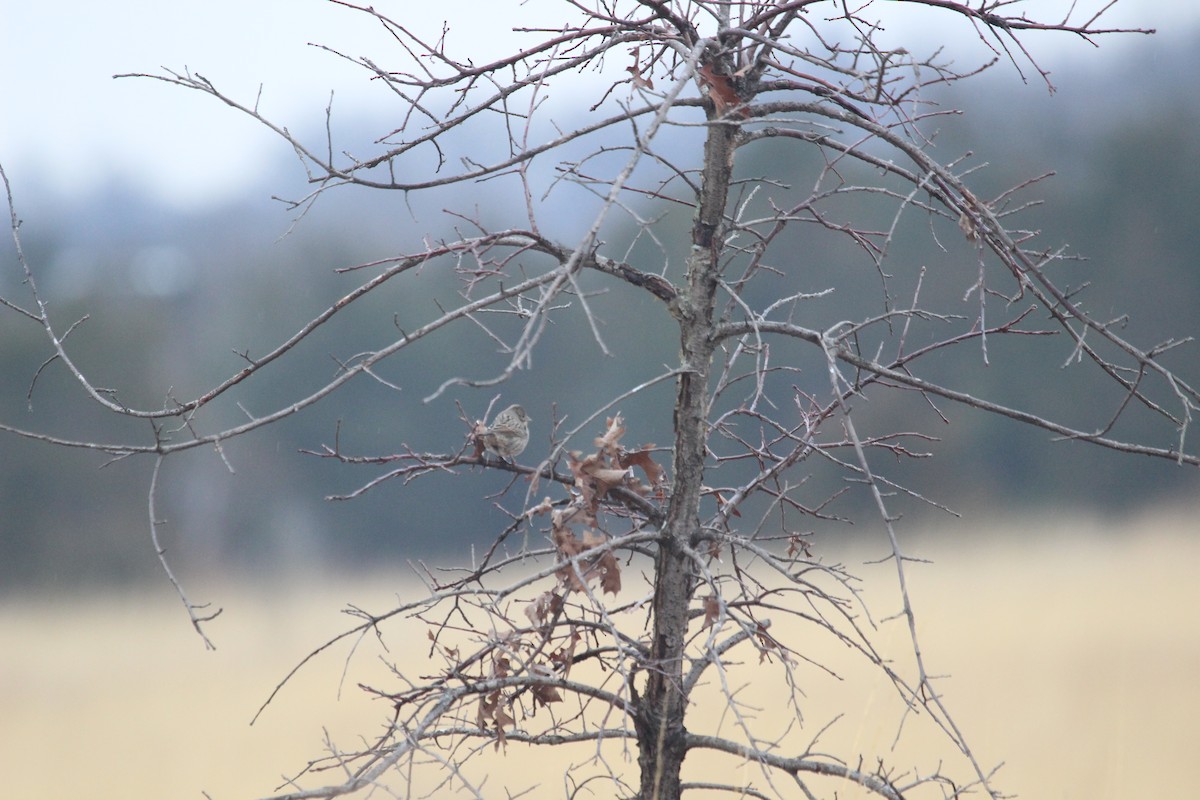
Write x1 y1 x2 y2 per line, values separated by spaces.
476 404 530 460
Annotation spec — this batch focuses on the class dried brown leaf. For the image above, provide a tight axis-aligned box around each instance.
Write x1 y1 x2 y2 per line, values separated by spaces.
470 420 488 458
528 496 555 518
786 533 813 559
587 465 631 486
531 680 563 707
697 62 745 118
958 210 978 241
494 704 515 729
701 595 720 631
713 490 742 518
478 690 498 729
494 705 513 751
619 446 665 490
754 623 793 665
627 47 654 90
525 590 562 628
583 530 622 596
567 451 601 523
553 527 589 591
594 414 626 454
549 630 580 678
479 690 513 752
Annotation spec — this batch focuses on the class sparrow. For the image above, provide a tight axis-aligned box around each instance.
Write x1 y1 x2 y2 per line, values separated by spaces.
478 404 530 459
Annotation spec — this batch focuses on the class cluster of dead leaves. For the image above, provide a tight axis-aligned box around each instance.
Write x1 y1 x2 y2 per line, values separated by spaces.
477 676 516 750
476 650 569 751
477 604 588 750
528 414 666 608
574 413 665 521
479 415 666 749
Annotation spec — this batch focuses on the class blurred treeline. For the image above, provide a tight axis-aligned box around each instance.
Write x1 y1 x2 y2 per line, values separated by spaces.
1 34 1197 591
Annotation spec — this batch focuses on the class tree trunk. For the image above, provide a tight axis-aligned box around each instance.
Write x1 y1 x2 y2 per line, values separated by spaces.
635 105 737 800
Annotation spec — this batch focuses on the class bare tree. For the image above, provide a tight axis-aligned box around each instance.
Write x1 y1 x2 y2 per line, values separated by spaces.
2 1 1195 798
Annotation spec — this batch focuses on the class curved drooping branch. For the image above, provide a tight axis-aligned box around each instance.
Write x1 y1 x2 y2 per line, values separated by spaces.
709 317 1198 465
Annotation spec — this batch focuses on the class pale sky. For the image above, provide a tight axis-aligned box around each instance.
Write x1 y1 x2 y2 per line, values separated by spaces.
0 0 1191 208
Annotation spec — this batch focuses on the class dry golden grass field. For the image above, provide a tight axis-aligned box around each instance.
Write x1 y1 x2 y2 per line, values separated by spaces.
3 507 1197 799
